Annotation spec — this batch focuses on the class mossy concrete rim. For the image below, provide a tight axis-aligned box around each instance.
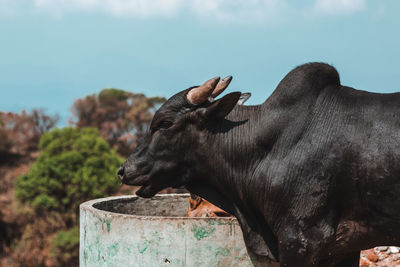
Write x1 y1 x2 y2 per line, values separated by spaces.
80 193 239 222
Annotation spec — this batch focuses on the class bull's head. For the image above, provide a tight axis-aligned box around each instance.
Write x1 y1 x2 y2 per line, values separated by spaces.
118 76 244 197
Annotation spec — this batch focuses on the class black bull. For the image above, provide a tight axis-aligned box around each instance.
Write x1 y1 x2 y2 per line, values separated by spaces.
119 63 400 266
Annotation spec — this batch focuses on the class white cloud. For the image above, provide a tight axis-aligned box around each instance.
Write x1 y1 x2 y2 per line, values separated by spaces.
0 0 367 21
27 0 290 23
314 0 366 15
34 0 185 17
30 0 288 22
188 0 286 23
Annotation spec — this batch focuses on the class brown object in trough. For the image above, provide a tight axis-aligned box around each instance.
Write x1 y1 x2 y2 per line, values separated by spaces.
186 193 231 217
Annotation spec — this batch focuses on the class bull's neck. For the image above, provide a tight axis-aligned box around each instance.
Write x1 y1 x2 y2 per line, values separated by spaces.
190 104 270 213
206 104 264 183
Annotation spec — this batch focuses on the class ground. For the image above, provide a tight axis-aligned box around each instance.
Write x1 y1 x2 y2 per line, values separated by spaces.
360 247 400 266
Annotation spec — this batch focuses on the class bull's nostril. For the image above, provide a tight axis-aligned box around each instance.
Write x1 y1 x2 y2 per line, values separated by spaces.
117 166 124 179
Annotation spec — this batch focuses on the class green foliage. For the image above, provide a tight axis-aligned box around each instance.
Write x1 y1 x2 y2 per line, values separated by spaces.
15 127 123 214
50 227 79 266
98 88 129 102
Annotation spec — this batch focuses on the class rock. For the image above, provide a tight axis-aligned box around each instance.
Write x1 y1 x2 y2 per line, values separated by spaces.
388 246 400 254
394 254 400 261
364 250 379 262
359 258 370 267
375 246 388 252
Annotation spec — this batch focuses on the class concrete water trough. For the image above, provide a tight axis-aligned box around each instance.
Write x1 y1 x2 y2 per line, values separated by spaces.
80 193 277 266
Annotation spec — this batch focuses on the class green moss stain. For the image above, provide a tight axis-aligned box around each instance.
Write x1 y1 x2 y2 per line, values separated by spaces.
191 223 216 240
151 231 162 242
109 243 119 257
137 243 148 254
215 247 231 257
215 219 232 225
99 218 112 233
207 219 215 226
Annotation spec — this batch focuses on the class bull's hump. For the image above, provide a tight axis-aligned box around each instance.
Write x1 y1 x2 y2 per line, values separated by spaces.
268 62 341 105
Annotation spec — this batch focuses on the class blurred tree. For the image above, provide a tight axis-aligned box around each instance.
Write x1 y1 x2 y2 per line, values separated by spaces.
15 127 123 219
0 127 12 158
71 88 165 156
50 226 79 267
0 109 58 160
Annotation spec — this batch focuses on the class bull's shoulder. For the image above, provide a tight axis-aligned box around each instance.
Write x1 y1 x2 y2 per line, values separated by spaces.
267 62 340 106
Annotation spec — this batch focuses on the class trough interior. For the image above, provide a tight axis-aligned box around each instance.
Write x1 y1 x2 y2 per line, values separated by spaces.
92 194 190 217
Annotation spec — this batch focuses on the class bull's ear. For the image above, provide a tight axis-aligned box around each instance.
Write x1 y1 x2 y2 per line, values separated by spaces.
203 92 241 120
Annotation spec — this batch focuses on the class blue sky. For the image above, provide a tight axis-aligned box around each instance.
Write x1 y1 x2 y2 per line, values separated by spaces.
1 0 399 125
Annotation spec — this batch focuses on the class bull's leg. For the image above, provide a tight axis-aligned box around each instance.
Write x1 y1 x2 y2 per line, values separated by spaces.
333 252 360 267
277 222 338 267
278 236 319 267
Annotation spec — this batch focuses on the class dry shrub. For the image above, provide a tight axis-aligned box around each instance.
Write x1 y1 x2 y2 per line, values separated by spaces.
71 88 165 156
0 109 58 160
6 205 68 267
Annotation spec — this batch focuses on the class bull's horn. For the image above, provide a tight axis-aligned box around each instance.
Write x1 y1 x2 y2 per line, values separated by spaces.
211 76 232 98
187 76 220 104
238 92 251 105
